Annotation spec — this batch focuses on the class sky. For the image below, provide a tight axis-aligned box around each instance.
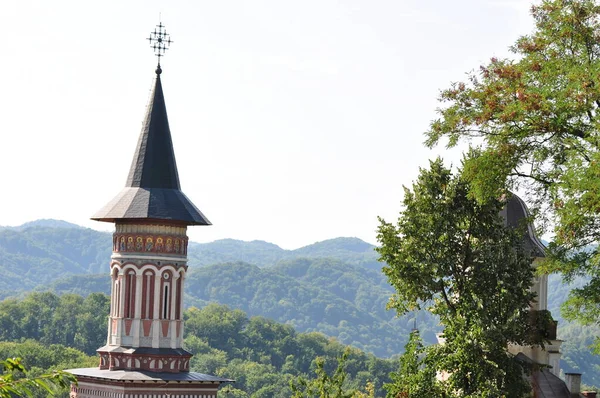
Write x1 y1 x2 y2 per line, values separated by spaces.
2 0 535 249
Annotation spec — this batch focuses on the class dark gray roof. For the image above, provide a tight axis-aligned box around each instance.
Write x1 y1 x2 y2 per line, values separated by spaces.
97 345 191 356
515 353 573 397
67 367 232 383
533 368 573 397
92 187 210 225
500 193 545 257
92 71 210 226
126 74 180 190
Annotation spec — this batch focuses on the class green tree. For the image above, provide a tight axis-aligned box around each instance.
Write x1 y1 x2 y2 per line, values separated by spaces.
74 293 110 354
377 159 540 396
423 0 600 344
0 357 75 397
290 349 355 398
184 304 248 353
384 331 439 398
219 386 250 398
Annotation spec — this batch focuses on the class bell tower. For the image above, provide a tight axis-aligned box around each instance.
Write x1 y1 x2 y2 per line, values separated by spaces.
503 193 563 377
67 22 231 397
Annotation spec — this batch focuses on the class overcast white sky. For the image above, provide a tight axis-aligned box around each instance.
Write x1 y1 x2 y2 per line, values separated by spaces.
2 0 534 249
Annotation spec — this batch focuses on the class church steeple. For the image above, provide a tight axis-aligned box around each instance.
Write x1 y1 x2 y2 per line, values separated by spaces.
91 68 211 226
126 72 181 190
92 20 209 226
68 22 231 398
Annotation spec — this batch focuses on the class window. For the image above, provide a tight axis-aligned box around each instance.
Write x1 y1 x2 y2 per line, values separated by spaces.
161 272 172 320
124 270 136 318
141 270 155 319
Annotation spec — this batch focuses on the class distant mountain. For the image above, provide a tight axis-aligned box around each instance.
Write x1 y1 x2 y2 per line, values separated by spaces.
0 225 111 294
187 239 288 267
43 274 110 297
188 236 380 269
0 219 599 386
0 221 381 299
15 219 84 230
293 237 380 269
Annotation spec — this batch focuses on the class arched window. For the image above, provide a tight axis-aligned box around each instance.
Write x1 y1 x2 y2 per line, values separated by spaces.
111 268 119 317
175 272 183 320
141 270 155 319
124 270 136 318
160 271 172 320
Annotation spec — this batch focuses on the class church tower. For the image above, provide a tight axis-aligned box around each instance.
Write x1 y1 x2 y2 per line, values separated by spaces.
502 194 579 396
67 23 231 398
502 193 563 376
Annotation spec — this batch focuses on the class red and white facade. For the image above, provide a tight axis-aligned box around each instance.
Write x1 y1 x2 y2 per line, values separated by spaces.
99 223 191 373
68 220 230 397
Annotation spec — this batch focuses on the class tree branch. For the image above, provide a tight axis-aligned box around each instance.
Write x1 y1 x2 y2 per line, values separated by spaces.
508 171 552 187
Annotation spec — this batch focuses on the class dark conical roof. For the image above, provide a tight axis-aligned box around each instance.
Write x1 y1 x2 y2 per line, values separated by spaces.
92 69 211 226
499 192 545 257
126 74 181 190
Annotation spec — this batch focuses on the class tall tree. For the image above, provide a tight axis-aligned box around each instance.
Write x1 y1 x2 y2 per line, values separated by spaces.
424 0 600 342
377 159 542 396
384 330 440 398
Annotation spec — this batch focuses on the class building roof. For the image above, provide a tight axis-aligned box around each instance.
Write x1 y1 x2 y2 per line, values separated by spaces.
67 367 233 383
515 353 575 397
96 345 192 356
533 368 575 397
92 70 211 226
500 192 546 257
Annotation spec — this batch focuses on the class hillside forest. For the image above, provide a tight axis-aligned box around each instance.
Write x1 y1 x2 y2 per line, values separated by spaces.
0 220 598 395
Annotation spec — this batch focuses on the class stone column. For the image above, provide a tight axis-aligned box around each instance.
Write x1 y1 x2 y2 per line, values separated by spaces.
152 267 162 348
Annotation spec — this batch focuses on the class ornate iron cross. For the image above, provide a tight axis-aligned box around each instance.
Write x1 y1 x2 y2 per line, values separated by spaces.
147 22 173 66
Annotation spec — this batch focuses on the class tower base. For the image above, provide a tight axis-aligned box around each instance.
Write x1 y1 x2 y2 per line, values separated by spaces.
67 368 233 398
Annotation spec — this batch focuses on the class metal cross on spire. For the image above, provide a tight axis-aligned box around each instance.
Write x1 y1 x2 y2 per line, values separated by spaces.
147 21 173 73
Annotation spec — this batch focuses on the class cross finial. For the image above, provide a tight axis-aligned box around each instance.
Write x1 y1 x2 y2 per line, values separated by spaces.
146 20 173 74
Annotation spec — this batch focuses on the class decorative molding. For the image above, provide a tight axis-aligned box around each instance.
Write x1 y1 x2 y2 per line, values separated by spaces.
115 223 187 236
113 233 189 256
97 350 191 373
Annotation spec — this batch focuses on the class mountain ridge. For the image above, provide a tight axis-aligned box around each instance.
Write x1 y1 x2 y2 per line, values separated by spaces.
0 219 598 386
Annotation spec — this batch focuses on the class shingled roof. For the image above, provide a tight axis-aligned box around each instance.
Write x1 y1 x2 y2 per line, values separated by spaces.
92 69 211 226
500 192 545 258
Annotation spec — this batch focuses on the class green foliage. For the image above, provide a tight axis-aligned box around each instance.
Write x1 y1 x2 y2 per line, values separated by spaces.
0 222 435 357
183 305 396 396
187 237 380 270
423 0 600 340
0 340 97 372
185 259 438 357
0 357 76 398
384 331 440 398
0 294 396 396
0 226 111 294
1 222 600 388
0 292 109 355
0 223 380 299
377 159 538 396
555 320 600 386
290 349 355 398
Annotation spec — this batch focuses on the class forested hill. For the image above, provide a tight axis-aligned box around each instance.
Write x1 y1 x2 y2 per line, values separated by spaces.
0 220 379 292
0 220 599 386
36 259 439 357
0 293 399 397
187 236 380 269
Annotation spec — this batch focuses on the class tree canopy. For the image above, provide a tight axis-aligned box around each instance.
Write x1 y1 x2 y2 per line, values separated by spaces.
383 331 440 398
377 159 542 396
424 0 600 345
